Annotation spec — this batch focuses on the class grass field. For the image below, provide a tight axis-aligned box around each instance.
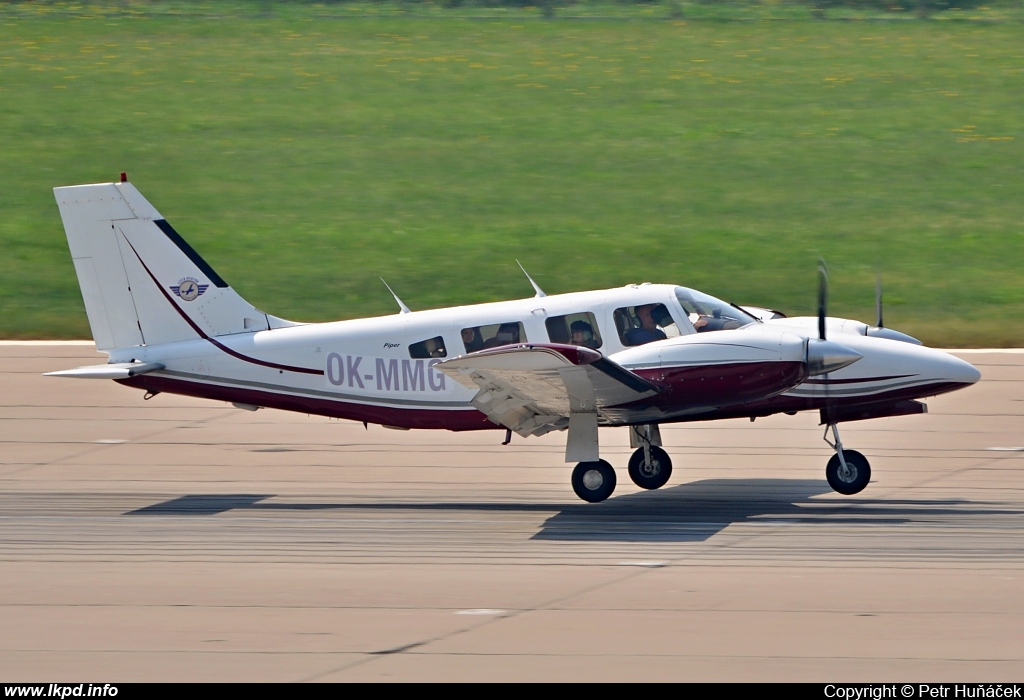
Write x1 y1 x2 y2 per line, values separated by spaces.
1 2 1022 345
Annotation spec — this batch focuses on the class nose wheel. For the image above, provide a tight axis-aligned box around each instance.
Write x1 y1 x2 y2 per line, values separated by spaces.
826 449 871 494
823 423 871 495
627 445 673 490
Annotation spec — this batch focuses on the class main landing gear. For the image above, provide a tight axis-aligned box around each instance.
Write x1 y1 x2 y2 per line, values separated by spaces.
570 424 673 503
823 422 871 495
571 460 617 503
627 445 673 491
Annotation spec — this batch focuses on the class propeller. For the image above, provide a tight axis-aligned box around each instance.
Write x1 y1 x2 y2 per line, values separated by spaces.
817 259 829 341
805 259 862 377
865 270 923 344
815 259 838 426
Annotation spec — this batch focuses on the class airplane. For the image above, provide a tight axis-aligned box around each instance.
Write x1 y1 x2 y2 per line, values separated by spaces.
47 175 981 503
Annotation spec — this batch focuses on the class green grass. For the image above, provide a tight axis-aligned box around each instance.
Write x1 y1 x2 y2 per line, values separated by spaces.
1 2 1023 346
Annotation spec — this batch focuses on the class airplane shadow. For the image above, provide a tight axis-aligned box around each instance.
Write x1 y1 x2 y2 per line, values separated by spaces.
529 479 1019 542
125 479 1023 543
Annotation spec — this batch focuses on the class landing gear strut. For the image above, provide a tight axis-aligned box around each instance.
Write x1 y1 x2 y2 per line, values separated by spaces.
628 424 672 490
567 422 671 503
823 423 871 495
628 446 672 490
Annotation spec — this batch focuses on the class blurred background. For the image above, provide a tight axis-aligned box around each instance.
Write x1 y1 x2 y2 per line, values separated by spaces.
1 0 1022 345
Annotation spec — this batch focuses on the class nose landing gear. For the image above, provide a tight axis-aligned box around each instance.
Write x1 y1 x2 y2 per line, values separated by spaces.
823 423 871 495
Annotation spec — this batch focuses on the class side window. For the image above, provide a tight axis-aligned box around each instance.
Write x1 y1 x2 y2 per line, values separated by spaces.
545 312 602 350
408 336 447 359
614 303 679 347
461 322 527 352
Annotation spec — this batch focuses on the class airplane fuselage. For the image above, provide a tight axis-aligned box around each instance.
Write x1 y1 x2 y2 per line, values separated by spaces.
107 283 978 431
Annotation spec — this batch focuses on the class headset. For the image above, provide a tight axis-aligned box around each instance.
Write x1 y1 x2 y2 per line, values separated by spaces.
570 320 594 343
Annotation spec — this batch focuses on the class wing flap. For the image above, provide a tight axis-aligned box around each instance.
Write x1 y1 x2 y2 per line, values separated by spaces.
436 344 660 436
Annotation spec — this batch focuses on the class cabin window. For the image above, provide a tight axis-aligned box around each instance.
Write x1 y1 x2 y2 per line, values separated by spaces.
614 303 680 346
461 322 527 352
408 336 447 359
545 312 602 350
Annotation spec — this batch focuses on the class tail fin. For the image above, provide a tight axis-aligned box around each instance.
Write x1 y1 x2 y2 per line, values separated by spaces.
54 179 293 352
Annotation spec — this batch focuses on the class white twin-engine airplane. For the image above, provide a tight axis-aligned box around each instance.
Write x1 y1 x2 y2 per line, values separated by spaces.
49 176 981 503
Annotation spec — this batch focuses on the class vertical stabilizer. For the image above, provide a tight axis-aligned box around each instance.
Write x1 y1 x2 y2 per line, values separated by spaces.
54 180 288 352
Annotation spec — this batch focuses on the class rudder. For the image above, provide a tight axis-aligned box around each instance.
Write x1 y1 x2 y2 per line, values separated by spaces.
54 179 287 352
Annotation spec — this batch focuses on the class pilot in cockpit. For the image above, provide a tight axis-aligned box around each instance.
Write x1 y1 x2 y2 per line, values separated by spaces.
624 304 668 345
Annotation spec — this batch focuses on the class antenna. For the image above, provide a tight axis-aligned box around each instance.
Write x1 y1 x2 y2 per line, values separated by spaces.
516 260 546 298
380 278 410 314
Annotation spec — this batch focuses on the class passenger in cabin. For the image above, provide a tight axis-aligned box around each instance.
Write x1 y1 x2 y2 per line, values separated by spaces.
483 323 521 349
570 320 600 350
424 337 446 358
624 304 668 345
409 335 448 359
461 327 484 353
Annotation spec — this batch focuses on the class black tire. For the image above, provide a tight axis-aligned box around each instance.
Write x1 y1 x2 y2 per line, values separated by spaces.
571 460 617 503
627 446 673 490
826 450 871 495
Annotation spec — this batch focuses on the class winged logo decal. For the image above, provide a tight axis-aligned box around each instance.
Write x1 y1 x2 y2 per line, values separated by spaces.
170 276 209 302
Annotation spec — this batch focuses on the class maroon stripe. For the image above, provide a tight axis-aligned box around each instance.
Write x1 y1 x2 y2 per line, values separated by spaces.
803 374 914 386
121 235 323 376
116 368 973 432
671 381 973 424
627 361 810 411
204 337 324 376
117 375 494 431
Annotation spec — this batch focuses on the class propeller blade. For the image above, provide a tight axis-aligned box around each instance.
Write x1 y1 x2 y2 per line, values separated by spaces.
815 260 835 422
875 270 884 329
817 259 829 341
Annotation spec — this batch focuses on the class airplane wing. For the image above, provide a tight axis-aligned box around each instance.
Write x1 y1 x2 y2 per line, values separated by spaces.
435 344 660 438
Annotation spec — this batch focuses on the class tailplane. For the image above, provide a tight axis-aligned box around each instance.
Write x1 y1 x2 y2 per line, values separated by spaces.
54 177 295 352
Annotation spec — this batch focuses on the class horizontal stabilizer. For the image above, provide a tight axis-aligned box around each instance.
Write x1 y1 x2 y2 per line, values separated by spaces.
45 362 165 380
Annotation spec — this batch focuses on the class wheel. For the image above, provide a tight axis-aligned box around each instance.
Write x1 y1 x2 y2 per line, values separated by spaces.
627 446 673 490
571 460 617 503
825 449 871 495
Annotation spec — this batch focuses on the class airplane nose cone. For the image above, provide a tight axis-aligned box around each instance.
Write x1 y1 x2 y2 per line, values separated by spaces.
944 353 981 386
805 339 863 376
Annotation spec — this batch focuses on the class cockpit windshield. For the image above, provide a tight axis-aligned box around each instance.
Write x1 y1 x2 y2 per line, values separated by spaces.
674 287 758 333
